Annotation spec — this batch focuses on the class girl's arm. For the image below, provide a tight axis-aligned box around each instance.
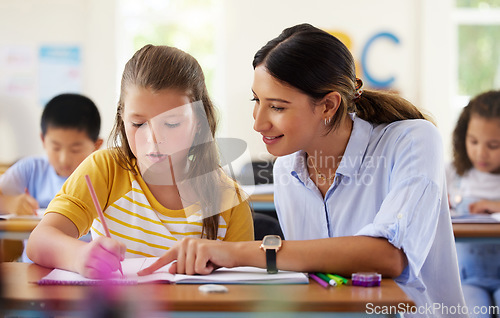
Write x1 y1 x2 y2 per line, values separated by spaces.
139 236 407 277
469 200 500 214
27 213 126 278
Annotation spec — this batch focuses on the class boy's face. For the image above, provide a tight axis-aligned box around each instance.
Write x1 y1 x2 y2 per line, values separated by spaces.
42 127 102 178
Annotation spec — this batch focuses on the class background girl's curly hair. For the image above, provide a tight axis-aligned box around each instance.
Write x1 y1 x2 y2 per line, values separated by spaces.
452 90 500 175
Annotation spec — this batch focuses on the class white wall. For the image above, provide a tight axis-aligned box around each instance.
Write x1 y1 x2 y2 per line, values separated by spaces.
420 0 454 158
0 0 455 165
0 0 117 163
219 0 425 161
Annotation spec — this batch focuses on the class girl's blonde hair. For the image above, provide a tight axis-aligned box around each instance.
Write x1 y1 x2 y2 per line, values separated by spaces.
452 90 500 175
109 45 222 240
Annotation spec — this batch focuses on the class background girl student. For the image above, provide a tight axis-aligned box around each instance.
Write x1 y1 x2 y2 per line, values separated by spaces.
139 24 466 317
27 45 253 278
446 90 500 317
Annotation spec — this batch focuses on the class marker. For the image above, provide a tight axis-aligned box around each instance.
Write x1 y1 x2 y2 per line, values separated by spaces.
326 273 344 286
332 274 348 284
316 272 337 286
309 273 329 288
85 175 124 277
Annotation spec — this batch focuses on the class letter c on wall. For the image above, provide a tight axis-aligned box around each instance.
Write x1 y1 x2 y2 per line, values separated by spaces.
361 32 400 89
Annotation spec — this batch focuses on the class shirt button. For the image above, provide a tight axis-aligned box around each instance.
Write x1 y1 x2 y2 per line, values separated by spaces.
397 213 403 219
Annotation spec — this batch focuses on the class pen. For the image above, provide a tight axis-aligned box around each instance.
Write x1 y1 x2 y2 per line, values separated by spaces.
84 175 124 277
309 273 329 288
316 272 337 286
326 273 345 286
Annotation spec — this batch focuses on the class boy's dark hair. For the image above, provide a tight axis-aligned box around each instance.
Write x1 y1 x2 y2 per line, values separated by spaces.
41 93 101 142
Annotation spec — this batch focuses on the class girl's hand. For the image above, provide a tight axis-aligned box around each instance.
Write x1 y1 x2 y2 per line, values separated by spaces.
75 236 126 279
469 200 500 214
137 238 239 276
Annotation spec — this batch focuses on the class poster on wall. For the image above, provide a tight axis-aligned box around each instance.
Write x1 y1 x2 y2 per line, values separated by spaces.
39 45 82 106
0 45 36 97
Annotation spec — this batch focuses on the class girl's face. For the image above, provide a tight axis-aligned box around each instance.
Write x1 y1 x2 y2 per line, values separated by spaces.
466 113 500 174
251 66 324 157
123 87 198 182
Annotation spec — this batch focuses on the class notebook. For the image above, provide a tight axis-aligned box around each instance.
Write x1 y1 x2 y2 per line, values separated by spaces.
0 214 42 220
451 212 500 223
37 257 309 285
0 209 45 220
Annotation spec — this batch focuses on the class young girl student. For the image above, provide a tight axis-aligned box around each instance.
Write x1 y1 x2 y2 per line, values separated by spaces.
447 90 500 317
27 45 253 278
140 24 467 317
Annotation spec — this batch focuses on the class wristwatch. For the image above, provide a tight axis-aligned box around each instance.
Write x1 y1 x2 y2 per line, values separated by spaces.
260 235 282 274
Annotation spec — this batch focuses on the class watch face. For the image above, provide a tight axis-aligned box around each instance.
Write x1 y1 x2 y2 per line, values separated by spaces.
263 235 282 248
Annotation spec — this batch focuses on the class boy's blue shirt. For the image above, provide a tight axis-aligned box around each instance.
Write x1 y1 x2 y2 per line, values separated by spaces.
0 155 67 208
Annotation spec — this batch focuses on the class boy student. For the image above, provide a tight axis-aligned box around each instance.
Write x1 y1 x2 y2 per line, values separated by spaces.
0 93 102 216
0 93 102 261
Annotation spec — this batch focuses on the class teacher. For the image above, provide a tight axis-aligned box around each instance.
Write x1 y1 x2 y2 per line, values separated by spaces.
140 23 466 317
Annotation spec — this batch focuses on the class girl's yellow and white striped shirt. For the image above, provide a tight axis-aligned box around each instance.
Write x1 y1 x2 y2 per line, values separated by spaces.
47 149 254 258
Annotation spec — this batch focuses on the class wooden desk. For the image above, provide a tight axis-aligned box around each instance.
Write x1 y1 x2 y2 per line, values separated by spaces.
248 193 275 213
452 222 500 243
249 194 500 242
249 193 274 203
1 263 413 317
0 217 39 240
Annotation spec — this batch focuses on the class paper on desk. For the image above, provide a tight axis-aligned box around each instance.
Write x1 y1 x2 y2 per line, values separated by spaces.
241 184 274 195
451 212 500 223
38 257 309 285
0 208 45 220
0 213 42 220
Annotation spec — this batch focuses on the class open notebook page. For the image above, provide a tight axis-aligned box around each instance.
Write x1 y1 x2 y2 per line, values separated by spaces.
38 257 308 285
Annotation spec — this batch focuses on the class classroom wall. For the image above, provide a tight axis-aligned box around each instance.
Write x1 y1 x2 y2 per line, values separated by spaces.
0 0 117 163
218 0 426 162
0 0 454 166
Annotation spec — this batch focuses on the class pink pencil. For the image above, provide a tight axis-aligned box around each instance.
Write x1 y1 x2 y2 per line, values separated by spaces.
309 273 329 288
84 174 124 276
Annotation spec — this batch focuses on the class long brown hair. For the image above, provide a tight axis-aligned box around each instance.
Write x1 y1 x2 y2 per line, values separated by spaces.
253 23 430 133
109 45 222 240
452 90 500 175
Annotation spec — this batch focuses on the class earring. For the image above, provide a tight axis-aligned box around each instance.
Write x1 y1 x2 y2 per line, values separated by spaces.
324 117 331 126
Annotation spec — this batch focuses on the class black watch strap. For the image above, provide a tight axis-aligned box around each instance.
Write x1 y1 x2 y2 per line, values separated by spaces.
265 248 278 274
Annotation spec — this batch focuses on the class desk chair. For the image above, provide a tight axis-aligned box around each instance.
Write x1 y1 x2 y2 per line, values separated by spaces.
253 212 284 241
238 160 274 185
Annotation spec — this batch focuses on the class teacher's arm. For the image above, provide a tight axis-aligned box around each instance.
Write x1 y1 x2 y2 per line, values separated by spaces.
138 235 406 277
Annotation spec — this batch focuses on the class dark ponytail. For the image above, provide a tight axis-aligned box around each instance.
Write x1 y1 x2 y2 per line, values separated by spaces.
354 89 428 125
253 23 430 131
